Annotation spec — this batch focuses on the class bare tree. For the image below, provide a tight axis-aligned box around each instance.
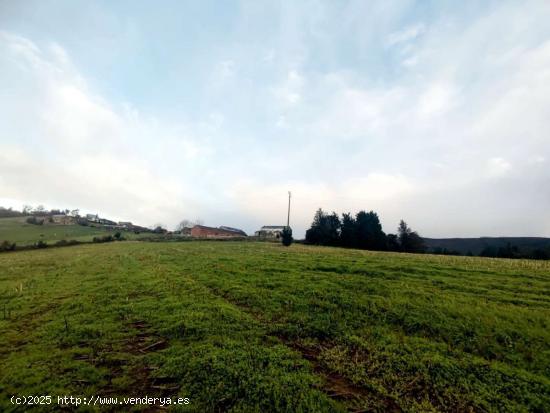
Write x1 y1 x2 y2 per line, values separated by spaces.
176 218 203 231
177 219 193 231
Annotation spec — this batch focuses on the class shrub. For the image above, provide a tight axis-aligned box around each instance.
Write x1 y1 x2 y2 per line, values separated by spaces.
0 240 16 252
93 235 114 243
26 216 44 225
281 227 293 247
35 240 48 249
55 240 80 247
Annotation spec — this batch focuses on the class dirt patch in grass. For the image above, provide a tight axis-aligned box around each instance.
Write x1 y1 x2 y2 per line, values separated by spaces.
92 319 178 412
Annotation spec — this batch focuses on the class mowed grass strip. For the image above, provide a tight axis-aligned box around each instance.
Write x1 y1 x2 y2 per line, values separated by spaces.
0 241 549 412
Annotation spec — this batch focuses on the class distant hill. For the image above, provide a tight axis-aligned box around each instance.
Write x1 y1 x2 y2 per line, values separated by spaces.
0 216 113 246
424 237 550 255
0 216 157 247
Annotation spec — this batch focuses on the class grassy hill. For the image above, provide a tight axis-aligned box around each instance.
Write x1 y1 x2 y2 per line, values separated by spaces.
0 242 549 412
424 237 550 255
0 217 154 246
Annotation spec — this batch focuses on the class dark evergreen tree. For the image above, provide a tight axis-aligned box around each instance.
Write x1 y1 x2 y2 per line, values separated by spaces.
305 209 326 244
281 226 293 246
340 213 357 247
325 212 341 246
305 209 340 245
355 211 387 250
386 233 400 251
397 220 425 253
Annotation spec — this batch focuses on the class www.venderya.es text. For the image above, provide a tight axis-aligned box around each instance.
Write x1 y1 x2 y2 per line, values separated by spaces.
11 395 190 407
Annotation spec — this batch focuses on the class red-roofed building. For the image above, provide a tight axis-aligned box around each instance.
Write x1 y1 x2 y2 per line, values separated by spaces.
190 225 247 238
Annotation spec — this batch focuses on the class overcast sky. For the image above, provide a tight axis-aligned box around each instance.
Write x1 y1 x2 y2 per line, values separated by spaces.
1 0 549 238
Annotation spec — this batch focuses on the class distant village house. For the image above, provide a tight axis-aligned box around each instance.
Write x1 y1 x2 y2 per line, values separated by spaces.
255 226 285 239
86 214 100 223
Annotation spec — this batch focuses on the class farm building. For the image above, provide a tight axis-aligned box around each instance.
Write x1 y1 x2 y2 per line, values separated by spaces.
219 226 247 237
99 218 117 225
191 225 247 238
255 225 285 239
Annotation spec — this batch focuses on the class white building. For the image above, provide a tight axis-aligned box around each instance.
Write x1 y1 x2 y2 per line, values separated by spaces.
86 213 100 223
255 225 286 239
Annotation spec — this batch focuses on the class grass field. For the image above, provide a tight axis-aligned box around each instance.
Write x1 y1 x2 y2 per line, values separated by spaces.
0 241 549 412
0 217 156 246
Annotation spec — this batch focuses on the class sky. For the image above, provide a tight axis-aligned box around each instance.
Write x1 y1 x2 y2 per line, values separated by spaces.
1 0 549 238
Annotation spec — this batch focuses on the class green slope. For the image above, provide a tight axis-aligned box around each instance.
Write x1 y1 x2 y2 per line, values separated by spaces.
0 217 113 246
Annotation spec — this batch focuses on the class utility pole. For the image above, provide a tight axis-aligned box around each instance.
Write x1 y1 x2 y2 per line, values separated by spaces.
287 191 291 228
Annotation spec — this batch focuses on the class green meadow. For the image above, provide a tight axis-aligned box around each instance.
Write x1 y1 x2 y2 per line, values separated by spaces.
0 241 549 412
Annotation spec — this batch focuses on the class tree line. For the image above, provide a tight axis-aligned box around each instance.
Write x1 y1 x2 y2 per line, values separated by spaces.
305 209 425 253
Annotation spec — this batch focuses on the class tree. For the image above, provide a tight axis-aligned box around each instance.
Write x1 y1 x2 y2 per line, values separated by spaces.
386 233 400 251
153 225 166 234
34 205 46 216
397 220 425 253
340 213 357 247
305 209 326 245
305 209 340 246
355 211 387 250
497 243 519 259
281 226 293 246
22 205 33 215
325 212 341 246
177 219 193 231
176 218 203 231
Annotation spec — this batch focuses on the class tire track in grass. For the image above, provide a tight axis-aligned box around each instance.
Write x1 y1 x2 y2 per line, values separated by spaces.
190 277 401 412
93 318 179 413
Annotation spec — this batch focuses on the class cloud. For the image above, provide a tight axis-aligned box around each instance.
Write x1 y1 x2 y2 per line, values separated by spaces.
217 59 235 79
0 31 206 227
272 70 304 106
386 23 425 46
417 82 458 117
486 158 512 178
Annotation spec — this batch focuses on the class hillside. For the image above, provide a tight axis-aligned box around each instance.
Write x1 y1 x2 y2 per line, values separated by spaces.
0 217 113 246
424 236 550 255
1 242 548 411
0 217 155 247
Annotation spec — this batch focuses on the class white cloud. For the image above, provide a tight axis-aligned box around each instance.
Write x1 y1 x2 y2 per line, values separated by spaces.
272 70 304 106
0 32 207 227
417 82 458 117
386 23 425 46
486 157 512 178
218 59 235 79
